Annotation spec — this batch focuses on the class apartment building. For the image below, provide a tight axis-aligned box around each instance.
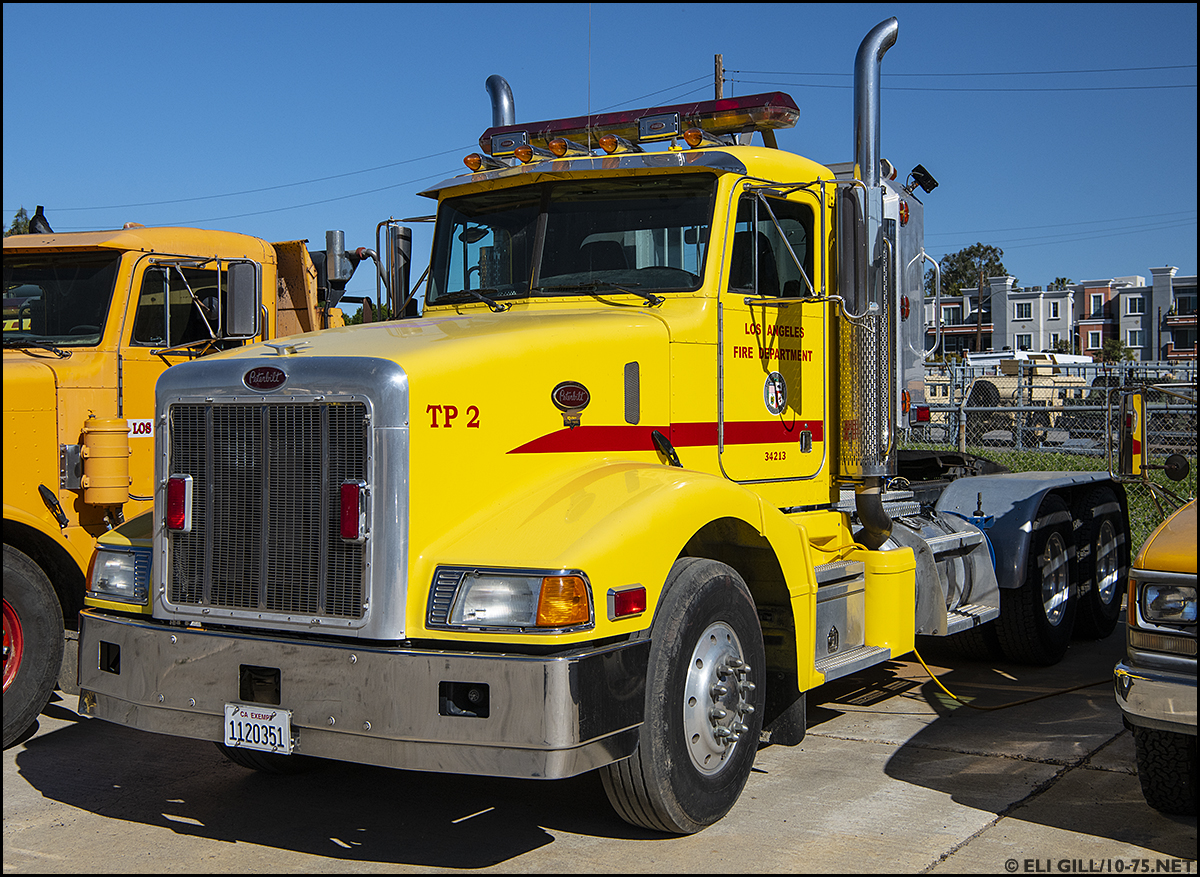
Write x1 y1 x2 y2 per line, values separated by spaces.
925 267 1197 362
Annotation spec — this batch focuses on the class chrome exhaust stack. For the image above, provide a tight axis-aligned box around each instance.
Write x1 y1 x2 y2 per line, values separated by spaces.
486 75 515 127
842 17 898 549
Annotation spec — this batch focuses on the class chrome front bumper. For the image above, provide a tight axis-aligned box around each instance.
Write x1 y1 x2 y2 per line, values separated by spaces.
78 610 647 779
1114 657 1197 736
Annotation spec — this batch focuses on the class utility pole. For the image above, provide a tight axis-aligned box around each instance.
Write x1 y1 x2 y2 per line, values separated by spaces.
715 54 724 100
975 267 983 353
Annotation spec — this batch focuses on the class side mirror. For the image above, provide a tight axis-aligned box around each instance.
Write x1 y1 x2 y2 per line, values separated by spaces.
225 261 260 338
837 187 867 309
1163 453 1190 482
1117 391 1145 477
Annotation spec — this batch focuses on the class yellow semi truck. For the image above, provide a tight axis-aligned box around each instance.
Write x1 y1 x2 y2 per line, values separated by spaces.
1 218 405 746
75 19 1133 833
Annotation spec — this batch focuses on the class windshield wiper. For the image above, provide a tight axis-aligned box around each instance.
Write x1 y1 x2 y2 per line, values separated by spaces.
3 336 71 358
435 288 510 312
532 281 664 307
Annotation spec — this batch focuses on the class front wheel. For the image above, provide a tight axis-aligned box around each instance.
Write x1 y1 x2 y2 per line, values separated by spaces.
600 557 765 834
1131 726 1197 816
3 545 65 748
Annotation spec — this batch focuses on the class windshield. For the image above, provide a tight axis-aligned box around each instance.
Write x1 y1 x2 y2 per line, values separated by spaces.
3 251 121 347
427 173 715 306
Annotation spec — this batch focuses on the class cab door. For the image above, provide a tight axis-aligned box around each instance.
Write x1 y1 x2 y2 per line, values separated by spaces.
118 258 257 506
718 189 827 492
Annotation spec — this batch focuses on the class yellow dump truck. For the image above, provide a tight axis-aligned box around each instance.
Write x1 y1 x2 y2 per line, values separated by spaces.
0 219 397 746
75 19 1134 833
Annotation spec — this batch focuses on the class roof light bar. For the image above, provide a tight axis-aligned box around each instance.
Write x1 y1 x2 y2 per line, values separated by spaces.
480 91 799 156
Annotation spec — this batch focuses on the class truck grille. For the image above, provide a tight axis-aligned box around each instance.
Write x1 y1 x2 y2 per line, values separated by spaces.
167 401 368 619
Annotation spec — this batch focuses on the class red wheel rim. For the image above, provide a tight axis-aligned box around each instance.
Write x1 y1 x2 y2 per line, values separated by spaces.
2 597 23 692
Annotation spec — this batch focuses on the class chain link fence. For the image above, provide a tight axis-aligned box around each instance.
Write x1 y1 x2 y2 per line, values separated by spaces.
902 360 1197 548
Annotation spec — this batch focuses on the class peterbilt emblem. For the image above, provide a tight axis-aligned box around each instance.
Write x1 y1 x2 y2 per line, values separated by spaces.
552 381 590 429
827 625 839 654
244 366 287 392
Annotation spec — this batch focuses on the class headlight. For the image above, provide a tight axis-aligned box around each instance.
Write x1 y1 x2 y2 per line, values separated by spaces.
1142 584 1197 624
434 567 592 630
88 547 151 605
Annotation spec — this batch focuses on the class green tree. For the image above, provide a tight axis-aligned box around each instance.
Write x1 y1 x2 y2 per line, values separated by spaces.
924 242 1012 297
1051 337 1073 354
1098 338 1134 363
5 207 29 237
343 298 392 325
1048 276 1074 290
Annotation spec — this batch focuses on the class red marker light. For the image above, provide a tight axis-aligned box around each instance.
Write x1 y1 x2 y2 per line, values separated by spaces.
166 475 193 533
913 405 931 423
340 480 368 543
609 586 647 619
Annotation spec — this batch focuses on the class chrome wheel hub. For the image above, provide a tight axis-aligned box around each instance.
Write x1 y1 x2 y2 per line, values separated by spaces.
1095 519 1120 606
1040 531 1071 626
683 621 756 775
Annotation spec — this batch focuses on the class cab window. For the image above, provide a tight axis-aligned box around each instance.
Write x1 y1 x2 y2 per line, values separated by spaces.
730 196 813 298
131 266 225 348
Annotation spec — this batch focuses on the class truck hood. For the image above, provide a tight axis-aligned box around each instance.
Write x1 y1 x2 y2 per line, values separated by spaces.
1134 499 1197 576
211 303 674 366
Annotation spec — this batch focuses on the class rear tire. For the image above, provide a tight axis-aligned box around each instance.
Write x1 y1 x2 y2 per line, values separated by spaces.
3 546 65 749
996 495 1076 665
1131 726 1197 816
600 557 765 834
1072 487 1127 640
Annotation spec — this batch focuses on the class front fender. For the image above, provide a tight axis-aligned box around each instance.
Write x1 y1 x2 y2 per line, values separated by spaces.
413 460 792 639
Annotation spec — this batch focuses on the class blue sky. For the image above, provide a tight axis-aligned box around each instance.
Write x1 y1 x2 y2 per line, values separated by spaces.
4 3 1196 309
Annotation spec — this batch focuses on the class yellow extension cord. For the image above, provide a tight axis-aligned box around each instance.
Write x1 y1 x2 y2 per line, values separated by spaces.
911 647 1111 712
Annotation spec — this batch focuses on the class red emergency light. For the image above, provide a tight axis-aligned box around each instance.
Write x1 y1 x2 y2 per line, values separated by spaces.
478 92 800 158
340 479 368 543
166 474 193 533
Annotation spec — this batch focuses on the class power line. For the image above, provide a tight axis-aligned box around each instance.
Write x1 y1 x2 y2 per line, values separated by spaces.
730 77 1195 93
45 146 473 212
925 210 1197 239
736 64 1195 78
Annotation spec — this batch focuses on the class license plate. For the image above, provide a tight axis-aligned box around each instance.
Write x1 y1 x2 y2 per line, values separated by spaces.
224 703 292 753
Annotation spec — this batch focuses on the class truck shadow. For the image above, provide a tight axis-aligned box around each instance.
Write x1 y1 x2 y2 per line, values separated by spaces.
805 631 1195 860
14 700 663 868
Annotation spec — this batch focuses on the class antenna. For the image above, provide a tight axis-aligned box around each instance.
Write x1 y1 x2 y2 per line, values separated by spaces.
587 3 593 150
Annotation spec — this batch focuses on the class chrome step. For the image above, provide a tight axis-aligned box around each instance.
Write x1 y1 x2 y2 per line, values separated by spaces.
815 645 891 683
925 528 986 557
943 603 1001 635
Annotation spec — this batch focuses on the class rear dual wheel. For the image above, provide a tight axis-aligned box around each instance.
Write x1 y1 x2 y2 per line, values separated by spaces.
601 558 765 834
1072 487 1127 640
996 495 1076 665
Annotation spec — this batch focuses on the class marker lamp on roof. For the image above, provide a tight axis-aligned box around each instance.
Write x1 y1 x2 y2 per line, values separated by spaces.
548 137 592 158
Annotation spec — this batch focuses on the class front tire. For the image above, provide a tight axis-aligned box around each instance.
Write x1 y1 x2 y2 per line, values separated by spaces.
996 495 1077 665
1131 726 1197 816
215 742 316 774
3 545 65 748
600 558 765 834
